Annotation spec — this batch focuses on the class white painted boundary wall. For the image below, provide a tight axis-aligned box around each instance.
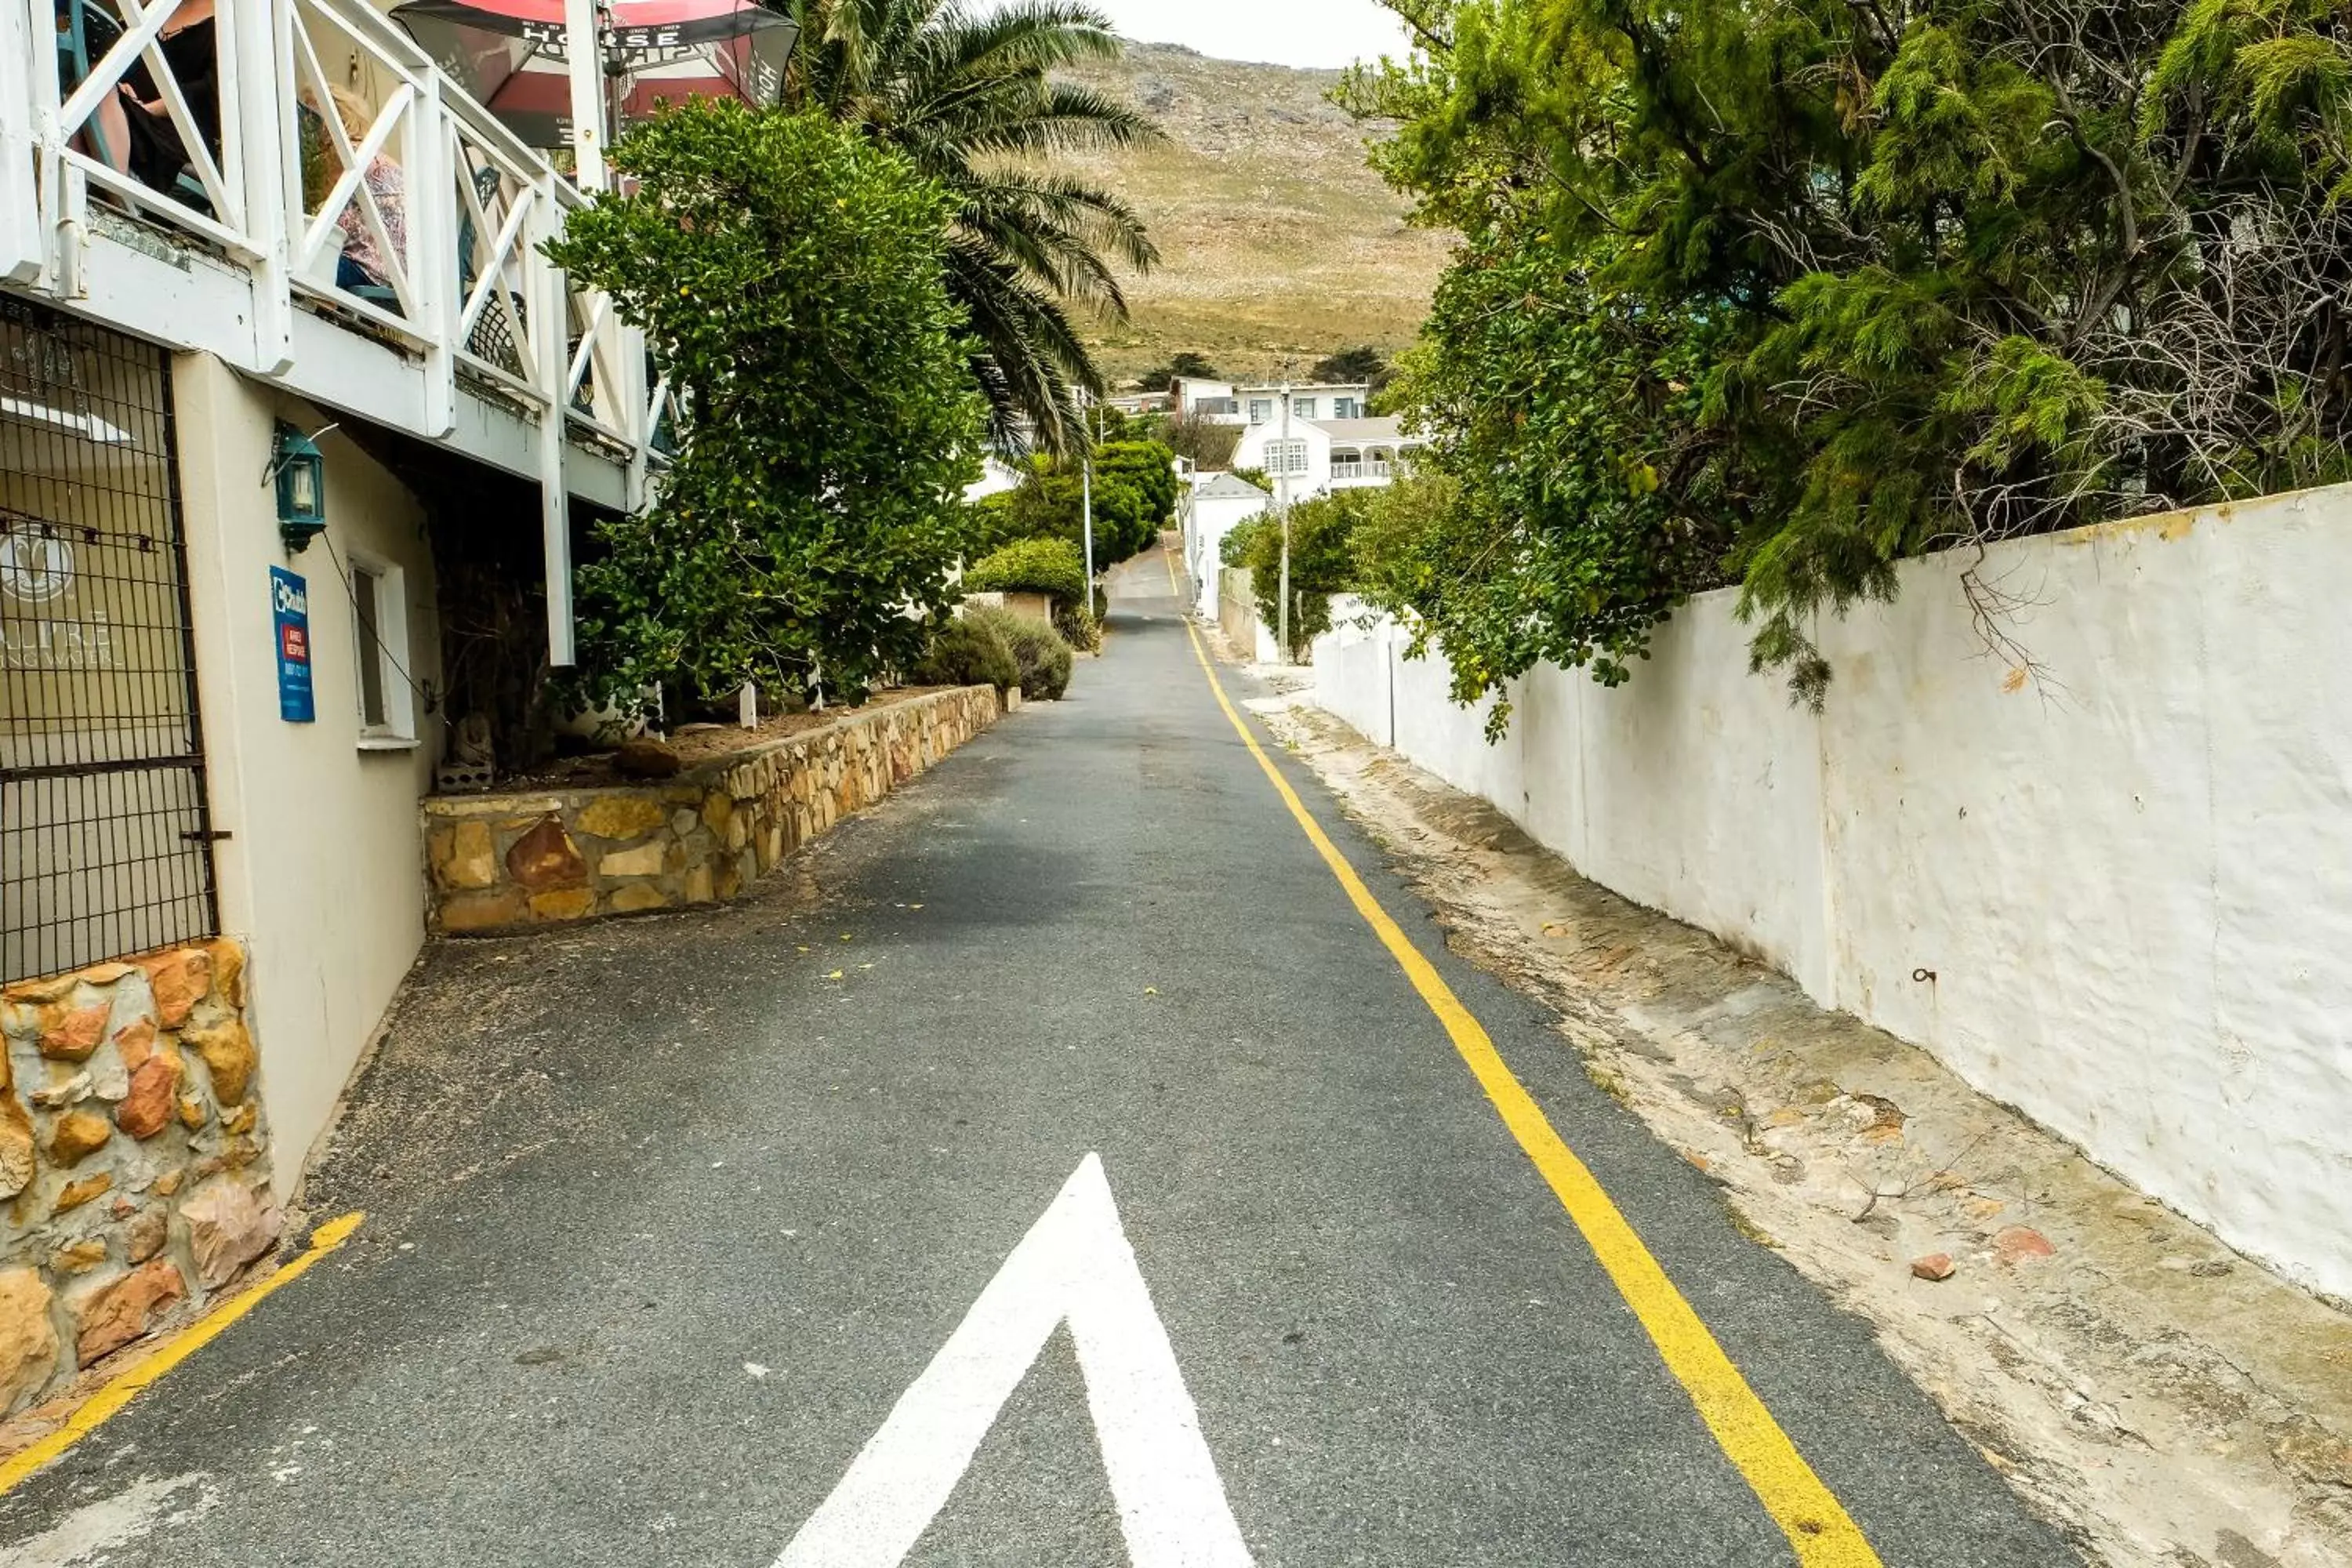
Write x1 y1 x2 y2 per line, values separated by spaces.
1312 484 2352 1302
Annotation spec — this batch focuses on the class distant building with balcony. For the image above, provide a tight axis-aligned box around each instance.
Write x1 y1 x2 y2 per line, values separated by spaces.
1 0 682 1327
1233 414 1424 502
1172 377 1376 429
1102 390 1168 418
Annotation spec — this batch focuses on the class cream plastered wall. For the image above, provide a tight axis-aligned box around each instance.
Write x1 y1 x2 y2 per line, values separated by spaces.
171 354 442 1194
1312 484 2352 1302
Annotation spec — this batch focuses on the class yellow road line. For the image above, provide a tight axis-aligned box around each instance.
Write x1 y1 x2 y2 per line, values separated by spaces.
1161 540 1184 596
0 1212 365 1496
1180 622 1882 1566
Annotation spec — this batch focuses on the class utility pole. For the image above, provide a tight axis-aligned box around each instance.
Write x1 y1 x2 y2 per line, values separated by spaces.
1080 394 1096 615
1276 375 1293 661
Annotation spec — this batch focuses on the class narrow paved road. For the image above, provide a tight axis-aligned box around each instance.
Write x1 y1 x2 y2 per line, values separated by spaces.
0 555 2077 1566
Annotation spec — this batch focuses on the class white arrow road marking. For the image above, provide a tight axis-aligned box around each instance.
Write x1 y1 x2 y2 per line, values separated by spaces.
775 1153 1254 1568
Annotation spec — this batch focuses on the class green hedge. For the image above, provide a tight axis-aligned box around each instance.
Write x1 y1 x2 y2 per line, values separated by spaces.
964 536 1087 607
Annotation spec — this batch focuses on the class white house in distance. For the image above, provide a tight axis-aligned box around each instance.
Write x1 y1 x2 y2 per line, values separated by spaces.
1173 378 1376 427
1234 415 1426 499
1182 472 1273 620
1170 373 1424 499
1103 390 1170 419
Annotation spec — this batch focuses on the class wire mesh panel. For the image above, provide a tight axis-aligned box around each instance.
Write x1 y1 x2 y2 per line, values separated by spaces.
2 297 218 983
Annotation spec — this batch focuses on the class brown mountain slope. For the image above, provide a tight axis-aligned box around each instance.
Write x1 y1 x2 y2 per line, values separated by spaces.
1054 42 1451 387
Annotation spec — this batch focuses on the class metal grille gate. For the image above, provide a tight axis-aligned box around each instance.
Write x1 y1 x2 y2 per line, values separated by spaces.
2 296 219 983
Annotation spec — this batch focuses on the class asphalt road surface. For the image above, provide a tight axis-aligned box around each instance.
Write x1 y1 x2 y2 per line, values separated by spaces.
0 553 2080 1567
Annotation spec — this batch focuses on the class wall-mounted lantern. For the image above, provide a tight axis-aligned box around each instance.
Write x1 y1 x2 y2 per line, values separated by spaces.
270 421 328 554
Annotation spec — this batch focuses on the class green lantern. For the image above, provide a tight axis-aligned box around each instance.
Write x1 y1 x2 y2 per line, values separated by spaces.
271 422 328 553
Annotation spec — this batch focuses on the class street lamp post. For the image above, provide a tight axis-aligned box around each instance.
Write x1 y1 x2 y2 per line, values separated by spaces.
1080 396 1096 615
1276 379 1292 661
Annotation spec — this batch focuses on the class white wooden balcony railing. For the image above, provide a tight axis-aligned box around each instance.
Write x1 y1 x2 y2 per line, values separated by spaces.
0 0 672 659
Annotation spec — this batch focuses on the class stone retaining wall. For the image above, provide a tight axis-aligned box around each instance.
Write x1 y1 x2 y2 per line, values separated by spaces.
421 685 1001 935
0 942 281 1418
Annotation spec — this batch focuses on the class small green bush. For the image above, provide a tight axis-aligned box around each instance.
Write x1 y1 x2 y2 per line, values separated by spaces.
966 605 1075 700
1055 602 1102 652
964 536 1087 606
910 615 1018 693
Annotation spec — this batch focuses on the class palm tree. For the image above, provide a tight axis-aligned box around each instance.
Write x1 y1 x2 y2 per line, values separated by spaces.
787 0 1162 454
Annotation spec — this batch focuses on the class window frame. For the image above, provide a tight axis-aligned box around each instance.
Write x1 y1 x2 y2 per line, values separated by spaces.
1247 398 1274 424
345 549 418 750
1264 438 1310 477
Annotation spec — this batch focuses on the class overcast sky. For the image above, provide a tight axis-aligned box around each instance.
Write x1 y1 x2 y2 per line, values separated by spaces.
1075 0 1413 70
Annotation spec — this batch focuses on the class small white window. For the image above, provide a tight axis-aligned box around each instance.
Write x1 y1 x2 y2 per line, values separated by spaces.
1293 397 1316 419
1264 438 1309 477
1333 397 1359 419
1247 398 1273 423
347 553 417 748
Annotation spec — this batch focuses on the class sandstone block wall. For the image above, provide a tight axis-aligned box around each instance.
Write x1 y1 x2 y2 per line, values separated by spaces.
0 941 281 1418
421 686 1001 935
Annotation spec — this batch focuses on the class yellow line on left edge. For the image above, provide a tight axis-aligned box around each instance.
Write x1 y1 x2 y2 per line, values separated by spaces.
0 1212 365 1495
1179 619 1883 1568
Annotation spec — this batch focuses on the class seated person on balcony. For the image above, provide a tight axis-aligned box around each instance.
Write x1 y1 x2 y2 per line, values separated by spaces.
310 85 408 297
105 0 222 198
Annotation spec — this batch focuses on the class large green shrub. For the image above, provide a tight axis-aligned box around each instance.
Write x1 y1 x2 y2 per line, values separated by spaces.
1236 492 1370 657
909 615 1018 693
1093 441 1179 540
544 103 982 708
1348 223 1733 736
964 536 1087 608
967 440 1178 569
1345 0 2352 712
965 605 1074 700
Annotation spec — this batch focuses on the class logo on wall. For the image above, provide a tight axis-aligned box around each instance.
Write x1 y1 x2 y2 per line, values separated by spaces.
270 565 315 724
0 529 75 604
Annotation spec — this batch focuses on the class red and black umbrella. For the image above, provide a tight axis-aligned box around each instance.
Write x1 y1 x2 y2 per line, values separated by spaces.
393 0 797 149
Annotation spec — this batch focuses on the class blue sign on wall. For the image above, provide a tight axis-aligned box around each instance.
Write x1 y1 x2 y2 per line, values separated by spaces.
270 566 314 724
